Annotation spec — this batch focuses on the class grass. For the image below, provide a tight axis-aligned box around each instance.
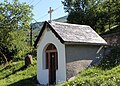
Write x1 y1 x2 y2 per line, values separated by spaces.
1 57 120 86
62 65 120 86
1 60 120 86
1 46 120 86
0 58 37 86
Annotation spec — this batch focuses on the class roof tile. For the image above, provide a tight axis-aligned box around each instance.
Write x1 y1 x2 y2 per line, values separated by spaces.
50 21 107 44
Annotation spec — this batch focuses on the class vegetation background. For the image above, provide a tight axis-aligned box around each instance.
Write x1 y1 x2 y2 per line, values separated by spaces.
0 0 33 64
0 0 120 86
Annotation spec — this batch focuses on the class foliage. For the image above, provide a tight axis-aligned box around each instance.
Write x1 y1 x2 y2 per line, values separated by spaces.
62 0 104 31
0 0 33 64
105 0 120 26
98 0 120 33
101 25 120 35
99 46 120 69
62 0 120 33
0 58 37 86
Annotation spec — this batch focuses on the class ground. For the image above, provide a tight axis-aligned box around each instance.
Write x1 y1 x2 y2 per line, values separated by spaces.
1 47 120 86
0 58 37 86
62 64 120 86
1 59 120 86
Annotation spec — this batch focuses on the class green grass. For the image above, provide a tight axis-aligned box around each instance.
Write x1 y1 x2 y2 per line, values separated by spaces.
1 46 120 86
1 60 120 86
0 58 37 86
62 65 120 86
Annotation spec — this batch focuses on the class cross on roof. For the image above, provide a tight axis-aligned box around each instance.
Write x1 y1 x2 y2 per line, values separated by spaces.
48 7 54 22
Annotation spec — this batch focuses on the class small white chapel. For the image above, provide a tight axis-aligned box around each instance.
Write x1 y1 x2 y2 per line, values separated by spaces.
34 21 107 85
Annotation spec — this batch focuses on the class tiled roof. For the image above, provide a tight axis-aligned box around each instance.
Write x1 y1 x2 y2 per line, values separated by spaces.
34 21 107 48
50 21 107 44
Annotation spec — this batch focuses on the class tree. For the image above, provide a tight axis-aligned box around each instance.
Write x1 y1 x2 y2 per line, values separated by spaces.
62 0 103 31
62 0 120 33
0 0 33 64
102 0 120 29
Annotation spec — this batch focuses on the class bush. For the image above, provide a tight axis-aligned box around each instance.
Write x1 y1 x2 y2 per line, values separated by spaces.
99 46 120 69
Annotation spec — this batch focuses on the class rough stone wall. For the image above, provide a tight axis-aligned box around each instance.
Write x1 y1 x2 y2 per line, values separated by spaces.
102 32 120 46
65 45 104 80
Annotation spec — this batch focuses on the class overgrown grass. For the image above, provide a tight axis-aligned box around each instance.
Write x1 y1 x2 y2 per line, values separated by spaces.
0 58 37 86
62 65 120 86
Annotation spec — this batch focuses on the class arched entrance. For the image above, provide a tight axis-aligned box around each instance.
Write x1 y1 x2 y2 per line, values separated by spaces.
45 44 58 85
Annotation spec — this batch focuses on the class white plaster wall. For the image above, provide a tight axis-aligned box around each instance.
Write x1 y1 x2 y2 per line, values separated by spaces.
37 28 66 85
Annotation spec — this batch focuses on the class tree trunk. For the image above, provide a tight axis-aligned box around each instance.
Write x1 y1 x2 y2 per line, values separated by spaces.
0 50 8 64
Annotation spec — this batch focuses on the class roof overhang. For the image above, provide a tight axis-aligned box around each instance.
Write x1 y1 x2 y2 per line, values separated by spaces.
64 41 108 46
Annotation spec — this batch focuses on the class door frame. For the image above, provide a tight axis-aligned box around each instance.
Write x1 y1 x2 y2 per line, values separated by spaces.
45 44 58 85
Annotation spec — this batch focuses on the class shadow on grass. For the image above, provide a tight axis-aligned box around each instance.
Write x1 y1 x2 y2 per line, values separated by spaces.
0 65 12 73
0 65 27 80
8 76 37 86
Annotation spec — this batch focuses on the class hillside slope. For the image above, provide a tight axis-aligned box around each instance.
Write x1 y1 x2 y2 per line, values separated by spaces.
0 59 37 86
62 65 120 86
0 51 120 86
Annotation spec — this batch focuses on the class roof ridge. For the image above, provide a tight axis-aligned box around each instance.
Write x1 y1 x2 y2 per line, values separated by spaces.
51 21 90 27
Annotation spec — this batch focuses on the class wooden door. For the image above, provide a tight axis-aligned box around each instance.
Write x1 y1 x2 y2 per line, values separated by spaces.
45 44 58 85
49 52 56 85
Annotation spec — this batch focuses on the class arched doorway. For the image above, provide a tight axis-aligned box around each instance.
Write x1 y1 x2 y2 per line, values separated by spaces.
45 44 58 85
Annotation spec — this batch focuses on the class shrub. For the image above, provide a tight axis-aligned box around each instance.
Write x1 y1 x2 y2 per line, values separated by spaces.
99 46 120 69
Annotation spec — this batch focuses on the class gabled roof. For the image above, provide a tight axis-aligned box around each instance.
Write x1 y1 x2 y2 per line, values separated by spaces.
34 21 107 48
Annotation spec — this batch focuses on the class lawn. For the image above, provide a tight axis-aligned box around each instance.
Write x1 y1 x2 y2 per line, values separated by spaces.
1 58 120 86
62 65 120 86
0 58 37 86
0 46 120 86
